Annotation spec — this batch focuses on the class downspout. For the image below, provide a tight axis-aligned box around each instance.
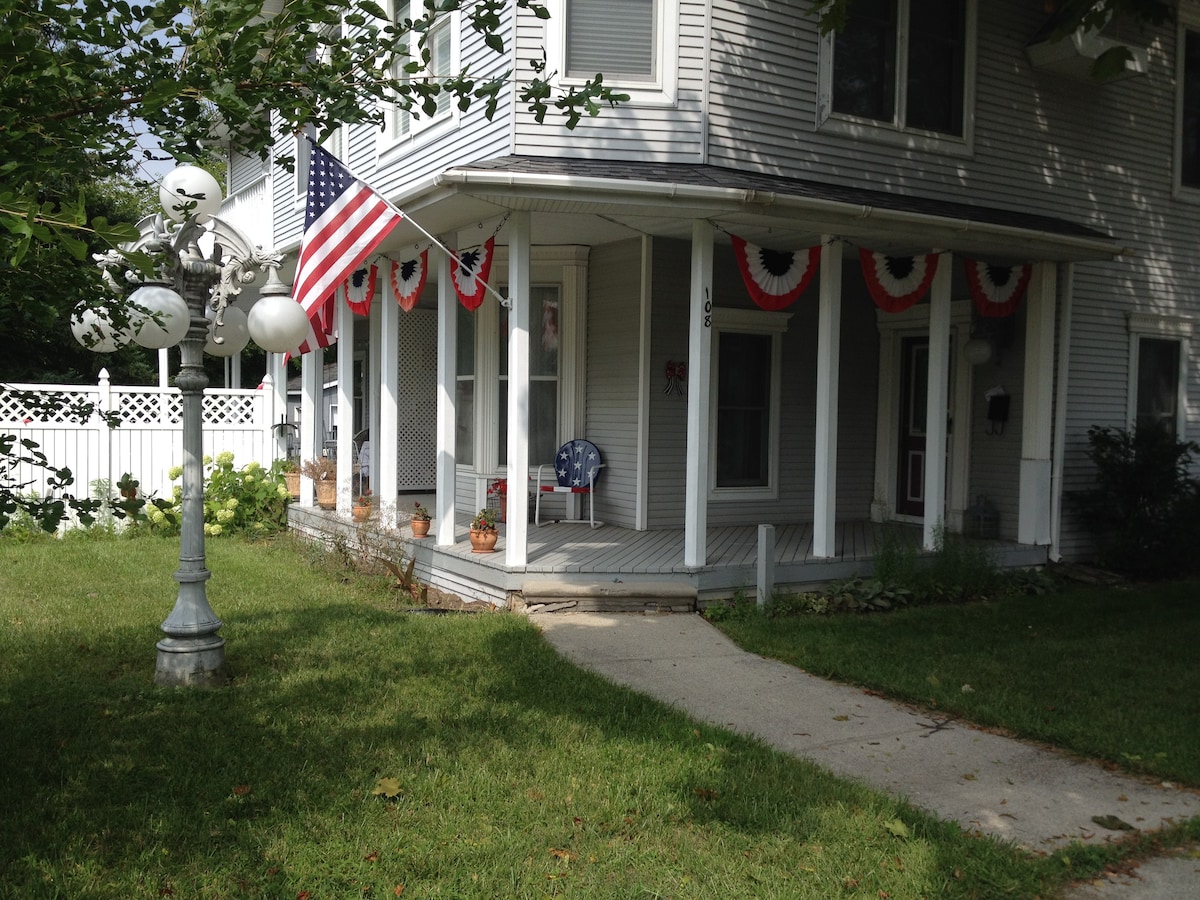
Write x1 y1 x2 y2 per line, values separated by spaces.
1048 262 1075 562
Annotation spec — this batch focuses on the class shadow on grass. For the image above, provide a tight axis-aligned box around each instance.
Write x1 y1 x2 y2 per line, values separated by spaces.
0 593 1065 897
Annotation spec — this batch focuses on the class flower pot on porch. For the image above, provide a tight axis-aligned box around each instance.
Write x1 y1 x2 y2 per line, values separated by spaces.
314 480 336 510
469 528 498 553
352 502 373 521
284 471 300 500
411 519 431 538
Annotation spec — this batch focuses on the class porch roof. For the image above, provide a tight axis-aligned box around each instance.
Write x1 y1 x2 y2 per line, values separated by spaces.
387 155 1123 264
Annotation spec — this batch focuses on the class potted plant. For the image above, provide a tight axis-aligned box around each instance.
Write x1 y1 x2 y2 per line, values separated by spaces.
352 491 375 521
469 506 498 553
410 501 432 538
278 458 300 500
488 477 508 523
300 456 337 509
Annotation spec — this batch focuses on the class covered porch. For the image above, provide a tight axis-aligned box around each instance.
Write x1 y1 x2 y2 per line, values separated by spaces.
289 505 1048 609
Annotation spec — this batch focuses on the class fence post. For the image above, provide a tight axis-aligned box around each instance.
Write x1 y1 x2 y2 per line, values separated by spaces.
96 368 113 502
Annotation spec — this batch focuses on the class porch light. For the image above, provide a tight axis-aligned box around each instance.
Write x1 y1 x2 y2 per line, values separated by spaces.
85 163 308 686
963 337 994 366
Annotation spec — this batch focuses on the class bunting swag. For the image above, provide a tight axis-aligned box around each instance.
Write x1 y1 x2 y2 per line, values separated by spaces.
731 235 821 311
451 236 495 311
859 248 940 313
389 250 429 312
343 265 377 316
965 258 1032 318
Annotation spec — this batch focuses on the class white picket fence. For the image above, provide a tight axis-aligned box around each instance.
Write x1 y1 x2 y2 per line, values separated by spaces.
2 370 282 507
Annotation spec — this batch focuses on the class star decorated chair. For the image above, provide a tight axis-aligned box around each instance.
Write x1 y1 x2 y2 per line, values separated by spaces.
535 439 604 528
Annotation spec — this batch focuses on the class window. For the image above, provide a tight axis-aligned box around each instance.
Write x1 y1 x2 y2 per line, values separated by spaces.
389 1 454 142
1128 313 1191 439
498 286 561 465
1182 28 1200 189
825 0 970 140
549 0 677 103
709 309 789 496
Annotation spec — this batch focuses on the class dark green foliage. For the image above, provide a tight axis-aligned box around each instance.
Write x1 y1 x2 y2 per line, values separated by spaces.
1071 423 1200 579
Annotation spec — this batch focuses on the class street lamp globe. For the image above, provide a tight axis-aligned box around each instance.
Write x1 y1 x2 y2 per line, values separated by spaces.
204 305 251 357
128 283 191 349
159 164 224 223
70 304 130 353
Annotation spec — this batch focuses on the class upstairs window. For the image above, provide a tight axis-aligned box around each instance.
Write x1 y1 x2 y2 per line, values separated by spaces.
390 1 454 142
566 0 656 82
1182 29 1200 188
828 0 969 139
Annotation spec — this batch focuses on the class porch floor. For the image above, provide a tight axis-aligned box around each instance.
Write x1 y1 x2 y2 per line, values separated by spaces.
289 506 1048 607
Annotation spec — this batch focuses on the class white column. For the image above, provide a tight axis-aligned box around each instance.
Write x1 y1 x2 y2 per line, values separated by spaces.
336 299 355 513
923 254 952 550
812 239 843 558
506 211 531 567
300 352 320 506
267 352 289 460
1019 262 1057 545
435 238 458 546
378 277 399 523
684 220 714 567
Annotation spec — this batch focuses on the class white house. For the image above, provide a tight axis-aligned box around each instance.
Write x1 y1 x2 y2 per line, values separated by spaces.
226 0 1198 605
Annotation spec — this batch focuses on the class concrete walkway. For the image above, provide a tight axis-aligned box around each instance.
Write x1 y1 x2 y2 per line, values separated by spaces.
535 612 1200 899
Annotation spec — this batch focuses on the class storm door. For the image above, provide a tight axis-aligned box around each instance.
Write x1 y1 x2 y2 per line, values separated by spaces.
896 337 929 517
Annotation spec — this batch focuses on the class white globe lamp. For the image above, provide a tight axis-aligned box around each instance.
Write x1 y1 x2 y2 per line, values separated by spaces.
204 305 251 357
70 304 130 353
248 269 309 352
159 164 224 223
129 283 191 349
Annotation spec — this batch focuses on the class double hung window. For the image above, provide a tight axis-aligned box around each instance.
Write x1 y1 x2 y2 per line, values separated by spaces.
1181 28 1200 189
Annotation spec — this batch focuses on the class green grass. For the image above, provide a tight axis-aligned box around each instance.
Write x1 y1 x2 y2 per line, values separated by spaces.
0 534 1191 899
715 581 1200 787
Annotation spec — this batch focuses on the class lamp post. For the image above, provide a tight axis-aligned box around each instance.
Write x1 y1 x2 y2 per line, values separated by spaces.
83 164 309 687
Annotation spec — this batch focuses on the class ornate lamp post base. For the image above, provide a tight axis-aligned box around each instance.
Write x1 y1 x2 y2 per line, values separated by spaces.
155 635 229 687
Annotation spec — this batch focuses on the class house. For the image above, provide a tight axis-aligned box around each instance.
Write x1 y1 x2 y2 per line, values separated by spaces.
226 0 1198 605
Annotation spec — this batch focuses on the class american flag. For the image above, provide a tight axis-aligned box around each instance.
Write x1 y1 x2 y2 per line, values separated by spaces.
291 142 404 355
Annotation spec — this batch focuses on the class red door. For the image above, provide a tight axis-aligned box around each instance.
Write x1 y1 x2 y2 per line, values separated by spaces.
896 338 928 518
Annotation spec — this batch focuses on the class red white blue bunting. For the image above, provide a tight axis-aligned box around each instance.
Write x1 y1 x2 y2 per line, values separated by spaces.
342 264 377 317
731 235 821 311
859 248 940 313
451 236 496 311
964 258 1031 318
389 250 429 312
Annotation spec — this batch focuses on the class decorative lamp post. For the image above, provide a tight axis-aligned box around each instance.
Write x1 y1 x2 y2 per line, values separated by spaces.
85 165 310 686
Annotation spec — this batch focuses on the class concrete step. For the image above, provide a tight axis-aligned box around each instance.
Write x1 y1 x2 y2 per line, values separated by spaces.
517 580 697 614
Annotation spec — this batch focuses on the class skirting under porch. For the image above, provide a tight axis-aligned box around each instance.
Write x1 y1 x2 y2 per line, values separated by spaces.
288 507 1048 611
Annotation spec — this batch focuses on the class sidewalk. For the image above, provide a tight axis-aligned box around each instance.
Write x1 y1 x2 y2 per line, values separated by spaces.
535 611 1200 899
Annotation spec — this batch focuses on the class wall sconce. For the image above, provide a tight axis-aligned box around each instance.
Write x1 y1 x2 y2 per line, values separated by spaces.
963 337 994 366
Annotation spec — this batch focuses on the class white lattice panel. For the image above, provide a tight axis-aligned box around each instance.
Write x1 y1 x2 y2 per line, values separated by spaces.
397 310 438 490
0 388 98 425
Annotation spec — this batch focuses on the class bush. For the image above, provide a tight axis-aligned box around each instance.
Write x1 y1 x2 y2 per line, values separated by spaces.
143 453 290 537
1071 423 1200 579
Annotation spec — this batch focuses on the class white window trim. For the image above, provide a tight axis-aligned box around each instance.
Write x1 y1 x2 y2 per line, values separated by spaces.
1126 312 1192 439
816 0 977 155
708 308 790 501
544 0 679 107
383 1 461 151
1175 11 1200 201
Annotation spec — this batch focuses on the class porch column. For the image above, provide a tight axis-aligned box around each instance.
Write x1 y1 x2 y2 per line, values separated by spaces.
268 352 288 460
506 210 532 567
336 298 355 513
684 220 714 567
922 253 952 550
812 239 843 558
378 272 399 522
1019 262 1057 545
299 351 321 506
435 235 457 546
1049 263 1076 560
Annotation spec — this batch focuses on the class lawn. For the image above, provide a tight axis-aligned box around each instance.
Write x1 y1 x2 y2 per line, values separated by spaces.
0 534 1192 899
713 579 1200 787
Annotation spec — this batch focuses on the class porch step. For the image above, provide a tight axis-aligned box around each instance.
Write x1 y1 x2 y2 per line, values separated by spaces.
517 580 697 614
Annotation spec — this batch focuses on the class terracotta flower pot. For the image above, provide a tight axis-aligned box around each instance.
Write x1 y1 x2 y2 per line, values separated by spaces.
284 471 300 500
352 503 372 521
314 480 336 510
411 519 431 538
469 528 498 553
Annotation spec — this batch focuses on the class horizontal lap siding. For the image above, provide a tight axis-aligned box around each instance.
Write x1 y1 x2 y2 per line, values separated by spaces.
585 240 644 528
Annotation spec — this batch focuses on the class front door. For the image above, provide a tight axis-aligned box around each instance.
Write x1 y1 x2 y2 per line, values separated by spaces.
896 337 928 518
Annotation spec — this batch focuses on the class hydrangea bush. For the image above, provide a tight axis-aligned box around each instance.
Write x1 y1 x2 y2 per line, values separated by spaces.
145 453 290 537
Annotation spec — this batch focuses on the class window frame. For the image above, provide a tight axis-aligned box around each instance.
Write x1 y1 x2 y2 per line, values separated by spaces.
817 0 977 154
707 308 790 501
1126 312 1192 439
384 0 459 148
544 0 679 106
1176 12 1200 198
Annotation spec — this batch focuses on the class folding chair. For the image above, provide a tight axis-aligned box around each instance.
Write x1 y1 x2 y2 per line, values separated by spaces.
535 439 604 527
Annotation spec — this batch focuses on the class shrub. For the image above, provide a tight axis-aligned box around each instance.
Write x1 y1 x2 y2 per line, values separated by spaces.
1071 423 1200 579
145 453 290 537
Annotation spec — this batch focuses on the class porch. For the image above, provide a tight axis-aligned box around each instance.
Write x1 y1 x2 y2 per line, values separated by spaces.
288 506 1048 610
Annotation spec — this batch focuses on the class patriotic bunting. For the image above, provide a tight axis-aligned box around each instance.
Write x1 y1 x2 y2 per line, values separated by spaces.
964 258 1032 318
859 248 940 313
389 251 429 311
451 236 496 311
731 235 821 311
343 265 377 317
